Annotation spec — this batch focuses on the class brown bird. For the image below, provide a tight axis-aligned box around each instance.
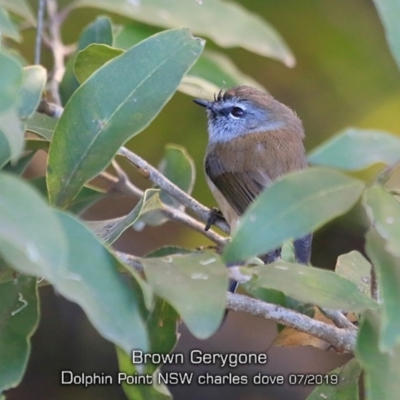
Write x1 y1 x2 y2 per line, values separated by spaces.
194 86 312 274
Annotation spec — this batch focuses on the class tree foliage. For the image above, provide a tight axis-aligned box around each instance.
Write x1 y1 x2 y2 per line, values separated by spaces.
1 0 400 399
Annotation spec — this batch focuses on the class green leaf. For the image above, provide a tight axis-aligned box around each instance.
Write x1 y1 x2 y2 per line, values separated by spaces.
308 128 400 171
140 252 228 339
114 23 264 97
363 186 400 258
365 228 400 350
75 43 260 99
66 185 106 215
75 44 124 84
18 66 47 120
73 0 294 66
29 176 105 215
98 189 156 238
0 108 24 164
0 132 11 169
25 139 49 153
159 145 195 204
244 261 377 312
50 210 149 354
245 286 286 308
3 151 35 176
148 144 195 223
182 50 265 97
306 358 361 400
87 189 161 243
0 276 39 392
0 50 22 113
0 173 67 278
60 16 114 104
25 112 57 141
145 246 192 258
79 15 113 49
0 257 15 284
0 6 21 41
116 346 172 400
116 297 178 400
372 0 400 71
356 310 400 400
223 168 365 264
0 0 35 26
335 251 372 298
47 28 204 207
114 22 159 50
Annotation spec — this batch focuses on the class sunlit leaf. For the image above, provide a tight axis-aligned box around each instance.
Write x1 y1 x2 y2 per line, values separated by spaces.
0 276 39 392
18 66 47 120
53 210 149 354
47 28 204 207
363 186 400 258
60 16 113 104
308 128 400 171
356 310 400 400
223 168 365 264
0 173 67 277
0 6 21 41
365 228 400 350
141 252 228 339
73 0 294 66
335 251 371 298
0 0 35 26
372 0 400 71
0 109 24 164
244 261 377 312
116 297 178 399
75 44 123 84
0 50 22 113
182 50 264 97
306 358 361 400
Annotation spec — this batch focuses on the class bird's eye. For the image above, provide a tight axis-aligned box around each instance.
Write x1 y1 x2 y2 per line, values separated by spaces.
230 107 244 118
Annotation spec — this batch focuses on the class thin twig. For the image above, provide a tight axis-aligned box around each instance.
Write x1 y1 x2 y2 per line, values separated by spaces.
117 250 357 352
35 99 227 244
35 0 46 65
99 169 227 246
115 251 144 272
370 265 379 301
227 293 357 353
160 204 227 247
118 146 231 234
46 0 67 105
321 308 357 331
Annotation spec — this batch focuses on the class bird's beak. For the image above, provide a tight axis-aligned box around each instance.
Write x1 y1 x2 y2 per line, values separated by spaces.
193 98 212 109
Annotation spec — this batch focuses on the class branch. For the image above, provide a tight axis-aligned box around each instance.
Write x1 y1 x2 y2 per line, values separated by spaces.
46 0 68 105
227 293 357 353
100 165 227 247
118 146 231 234
370 265 379 302
321 308 357 331
115 251 357 353
36 99 227 245
34 0 46 65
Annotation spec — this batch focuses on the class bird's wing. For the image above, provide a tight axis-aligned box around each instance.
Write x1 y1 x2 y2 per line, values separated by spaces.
205 156 272 216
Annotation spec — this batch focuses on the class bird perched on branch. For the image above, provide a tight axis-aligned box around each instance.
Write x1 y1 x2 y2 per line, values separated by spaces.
194 86 312 289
